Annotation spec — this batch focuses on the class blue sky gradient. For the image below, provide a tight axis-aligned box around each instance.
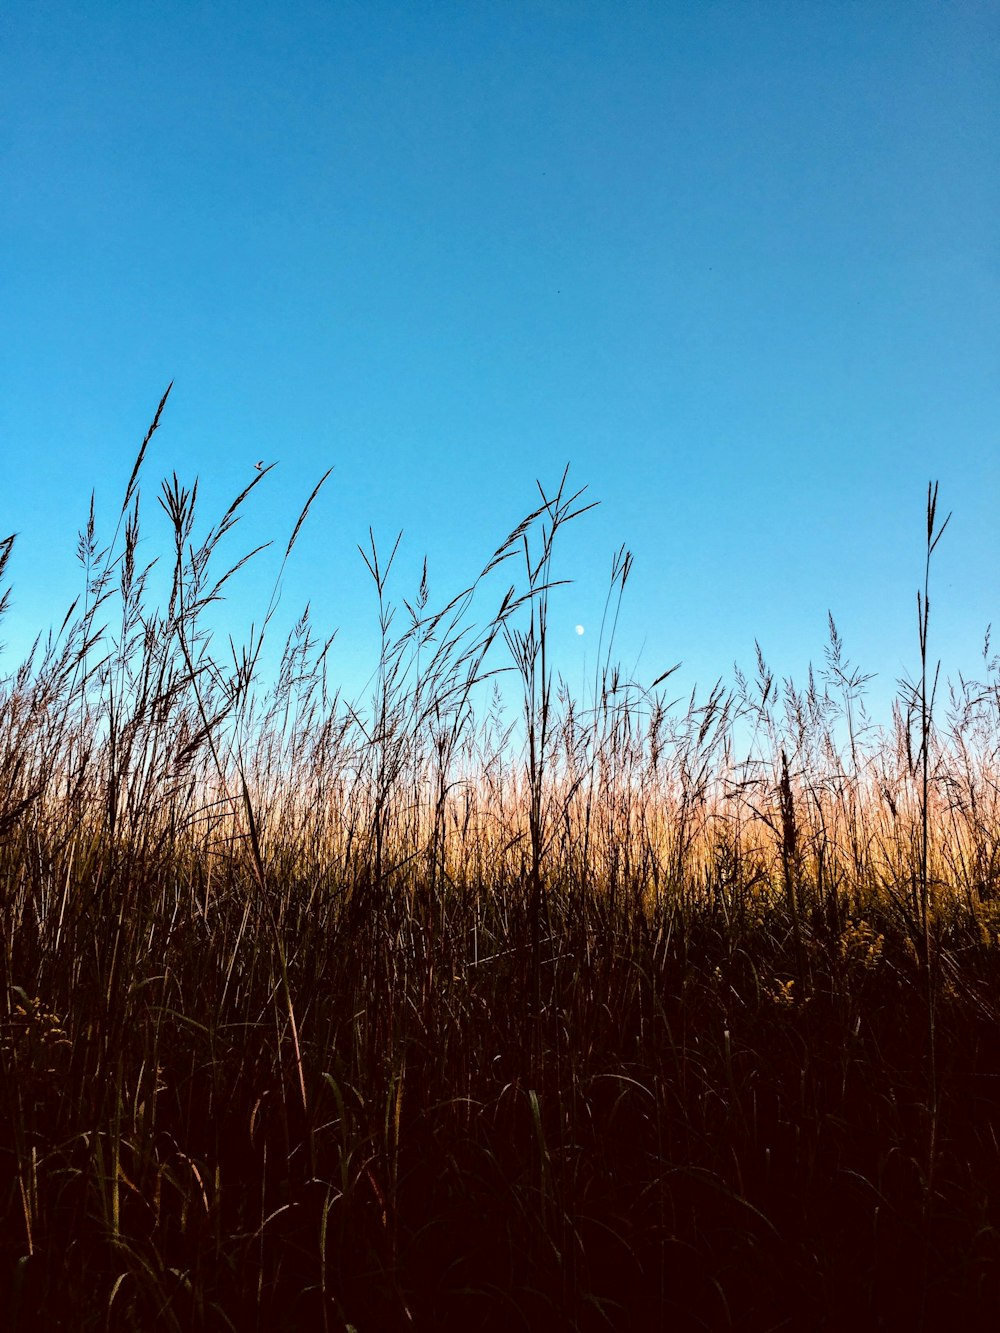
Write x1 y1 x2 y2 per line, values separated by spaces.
2 1 997 719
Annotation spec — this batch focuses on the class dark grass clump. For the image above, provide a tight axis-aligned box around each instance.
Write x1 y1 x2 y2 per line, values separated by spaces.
2 391 1000 1331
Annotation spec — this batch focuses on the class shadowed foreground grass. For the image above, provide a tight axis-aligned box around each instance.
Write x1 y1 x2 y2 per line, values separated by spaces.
2 396 999 1329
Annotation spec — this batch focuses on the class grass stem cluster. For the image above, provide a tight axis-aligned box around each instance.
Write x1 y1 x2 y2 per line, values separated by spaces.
2 395 999 1330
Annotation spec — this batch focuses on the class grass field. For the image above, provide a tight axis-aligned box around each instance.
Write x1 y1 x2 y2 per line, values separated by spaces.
2 394 999 1330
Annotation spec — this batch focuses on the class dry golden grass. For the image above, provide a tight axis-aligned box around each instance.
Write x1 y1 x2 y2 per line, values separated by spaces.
1 393 999 1330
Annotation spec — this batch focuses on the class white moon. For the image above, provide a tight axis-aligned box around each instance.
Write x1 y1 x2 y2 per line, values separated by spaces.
575 624 585 636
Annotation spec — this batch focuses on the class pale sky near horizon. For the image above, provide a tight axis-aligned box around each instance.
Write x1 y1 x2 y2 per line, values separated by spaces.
2 1 997 728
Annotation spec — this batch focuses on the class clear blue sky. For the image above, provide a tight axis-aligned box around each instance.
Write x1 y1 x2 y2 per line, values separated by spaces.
2 1 997 721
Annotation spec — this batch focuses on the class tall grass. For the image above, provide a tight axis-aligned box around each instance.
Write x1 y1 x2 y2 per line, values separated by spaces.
2 393 999 1330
